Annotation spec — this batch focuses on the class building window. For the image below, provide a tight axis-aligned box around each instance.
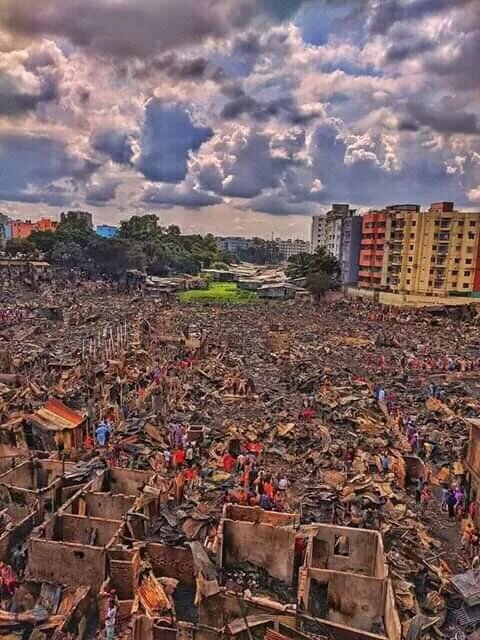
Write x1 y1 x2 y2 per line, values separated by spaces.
406 279 411 285
428 280 433 286
470 221 477 227
410 234 415 239
434 220 439 226
458 234 463 239
452 270 458 275
455 258 460 264
409 244 414 250
465 271 471 276
432 245 437 250
408 257 413 262
459 221 464 226
463 283 470 289
466 259 472 265
412 221 416 226
469 233 475 240
334 536 350 556
429 268 434 274
452 282 457 287
456 246 462 251
467 246 474 253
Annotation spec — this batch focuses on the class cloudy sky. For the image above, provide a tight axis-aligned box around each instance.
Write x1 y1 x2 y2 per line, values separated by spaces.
1 0 479 238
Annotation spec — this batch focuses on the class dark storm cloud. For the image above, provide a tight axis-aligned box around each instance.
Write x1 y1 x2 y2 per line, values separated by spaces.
385 38 436 63
0 133 97 205
1 0 230 59
142 184 222 208
0 71 58 116
217 131 292 199
85 179 120 205
0 0 311 60
136 99 213 183
244 192 316 215
91 129 134 165
424 30 480 90
221 92 320 124
402 101 480 135
152 53 209 81
309 121 472 206
367 0 473 35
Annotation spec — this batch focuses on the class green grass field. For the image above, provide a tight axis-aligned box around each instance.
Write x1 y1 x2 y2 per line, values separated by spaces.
178 282 258 303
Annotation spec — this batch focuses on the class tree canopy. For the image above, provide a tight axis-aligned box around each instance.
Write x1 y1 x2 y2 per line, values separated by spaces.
22 213 233 279
286 247 340 299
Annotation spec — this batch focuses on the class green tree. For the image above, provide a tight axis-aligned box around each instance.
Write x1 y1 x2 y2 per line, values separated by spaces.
310 246 341 277
286 252 313 279
29 230 57 253
50 241 86 267
5 238 37 257
119 214 160 242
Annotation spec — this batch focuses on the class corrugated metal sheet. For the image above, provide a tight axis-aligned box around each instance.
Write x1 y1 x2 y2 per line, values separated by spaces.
29 399 84 431
138 574 171 616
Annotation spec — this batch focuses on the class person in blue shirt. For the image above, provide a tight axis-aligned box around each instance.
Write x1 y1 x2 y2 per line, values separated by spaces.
259 493 272 510
96 421 108 447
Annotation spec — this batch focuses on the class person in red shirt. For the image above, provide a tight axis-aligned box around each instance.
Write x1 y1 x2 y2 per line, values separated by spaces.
174 447 186 467
223 453 235 473
185 466 197 484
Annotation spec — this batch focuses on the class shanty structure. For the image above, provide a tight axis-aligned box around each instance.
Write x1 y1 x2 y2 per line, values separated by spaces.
27 399 86 452
258 283 298 300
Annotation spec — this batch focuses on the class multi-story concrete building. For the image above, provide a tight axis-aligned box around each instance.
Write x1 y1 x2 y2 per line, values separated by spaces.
60 210 93 228
406 202 480 296
383 204 421 292
359 202 480 297
358 210 387 289
310 214 327 253
275 238 311 260
216 236 251 254
11 217 57 239
340 216 362 284
311 204 360 282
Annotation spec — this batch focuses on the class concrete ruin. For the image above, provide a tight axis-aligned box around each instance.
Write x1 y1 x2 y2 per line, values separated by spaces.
298 524 401 640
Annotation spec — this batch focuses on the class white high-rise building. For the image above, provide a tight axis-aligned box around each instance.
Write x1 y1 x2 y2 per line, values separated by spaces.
311 214 327 253
275 238 311 259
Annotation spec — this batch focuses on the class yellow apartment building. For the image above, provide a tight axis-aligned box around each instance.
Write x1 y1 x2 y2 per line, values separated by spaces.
384 202 480 297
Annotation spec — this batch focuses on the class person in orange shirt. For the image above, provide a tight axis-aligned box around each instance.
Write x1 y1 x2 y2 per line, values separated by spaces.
263 476 275 501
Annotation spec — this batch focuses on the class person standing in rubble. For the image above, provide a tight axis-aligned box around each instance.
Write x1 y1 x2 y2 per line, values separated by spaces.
446 488 457 518
420 483 432 515
104 595 117 640
175 469 186 504
95 420 108 448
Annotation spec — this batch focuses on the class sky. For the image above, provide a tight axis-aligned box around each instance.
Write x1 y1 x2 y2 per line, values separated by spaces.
1 0 480 239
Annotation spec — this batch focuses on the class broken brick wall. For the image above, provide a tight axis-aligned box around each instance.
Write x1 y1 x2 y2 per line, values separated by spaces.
108 548 140 600
60 514 121 546
309 524 384 578
146 542 194 586
224 504 298 527
221 519 296 584
27 537 107 589
303 568 387 637
103 467 153 495
70 493 135 520
0 506 35 560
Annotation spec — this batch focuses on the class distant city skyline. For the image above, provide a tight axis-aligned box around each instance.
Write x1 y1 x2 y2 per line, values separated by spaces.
0 1 479 237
